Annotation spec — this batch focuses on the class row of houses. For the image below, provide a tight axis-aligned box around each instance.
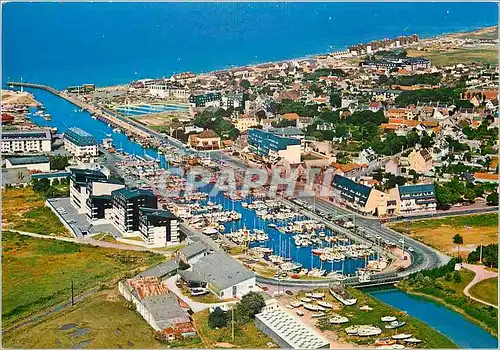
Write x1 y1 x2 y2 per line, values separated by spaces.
327 174 437 216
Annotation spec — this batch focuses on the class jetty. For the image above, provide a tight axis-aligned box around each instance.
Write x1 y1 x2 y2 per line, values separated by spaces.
7 81 152 140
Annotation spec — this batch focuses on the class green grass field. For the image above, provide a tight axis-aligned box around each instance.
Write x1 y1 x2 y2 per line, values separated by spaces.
469 278 498 306
390 214 498 257
2 231 165 328
317 288 457 348
407 47 498 67
193 310 274 348
2 187 70 237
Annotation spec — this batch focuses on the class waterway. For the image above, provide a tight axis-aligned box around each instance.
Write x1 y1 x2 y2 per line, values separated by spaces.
13 83 498 349
368 288 498 349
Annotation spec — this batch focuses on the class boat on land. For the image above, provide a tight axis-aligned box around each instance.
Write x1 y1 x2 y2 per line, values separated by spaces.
303 303 326 311
359 305 373 311
317 301 333 309
385 320 406 329
311 312 325 318
345 325 360 335
375 337 396 346
301 297 312 303
329 284 357 306
306 292 325 299
291 301 303 308
329 315 349 324
404 338 422 344
358 326 382 337
296 310 304 316
381 316 397 322
392 333 412 340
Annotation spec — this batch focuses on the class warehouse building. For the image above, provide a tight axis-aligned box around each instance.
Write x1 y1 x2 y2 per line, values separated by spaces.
2 129 52 154
255 308 330 349
179 252 255 299
5 156 50 172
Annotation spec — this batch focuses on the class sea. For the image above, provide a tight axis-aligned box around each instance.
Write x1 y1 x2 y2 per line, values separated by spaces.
2 2 498 89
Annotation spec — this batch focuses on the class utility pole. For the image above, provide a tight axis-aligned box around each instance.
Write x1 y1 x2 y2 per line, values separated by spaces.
402 236 405 260
479 232 484 263
71 280 74 306
231 305 235 341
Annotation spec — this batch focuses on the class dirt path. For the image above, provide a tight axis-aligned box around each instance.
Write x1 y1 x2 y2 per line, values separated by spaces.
7 229 168 255
463 263 498 309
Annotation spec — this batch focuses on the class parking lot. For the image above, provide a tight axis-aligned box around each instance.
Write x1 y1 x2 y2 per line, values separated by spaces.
47 198 122 239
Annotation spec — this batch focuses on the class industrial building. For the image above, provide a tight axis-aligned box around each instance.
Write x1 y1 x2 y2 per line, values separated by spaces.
2 129 52 154
255 308 330 349
5 156 51 172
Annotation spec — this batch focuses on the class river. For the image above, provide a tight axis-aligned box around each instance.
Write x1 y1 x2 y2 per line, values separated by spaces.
368 288 498 349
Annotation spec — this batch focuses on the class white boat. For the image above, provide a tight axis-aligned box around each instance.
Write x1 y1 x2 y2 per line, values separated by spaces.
391 345 406 349
306 292 325 299
301 297 312 303
392 333 412 340
286 304 294 309
329 284 357 306
290 301 303 308
404 338 422 344
303 303 325 311
359 305 373 311
296 310 304 316
385 321 406 329
329 315 349 324
381 316 397 322
358 326 382 337
317 301 333 309
345 325 360 335
311 312 325 318
267 223 277 229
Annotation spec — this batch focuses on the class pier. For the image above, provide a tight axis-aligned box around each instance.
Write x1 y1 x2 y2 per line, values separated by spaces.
7 81 152 139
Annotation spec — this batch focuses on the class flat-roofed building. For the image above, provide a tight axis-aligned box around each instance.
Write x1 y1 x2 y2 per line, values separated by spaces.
111 188 158 234
69 168 109 213
5 156 50 172
2 129 52 154
255 308 330 349
248 128 302 164
138 207 180 247
64 127 98 157
149 83 189 100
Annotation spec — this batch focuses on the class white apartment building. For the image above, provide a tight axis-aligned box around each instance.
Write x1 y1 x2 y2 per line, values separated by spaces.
149 83 190 100
64 127 99 157
2 129 52 154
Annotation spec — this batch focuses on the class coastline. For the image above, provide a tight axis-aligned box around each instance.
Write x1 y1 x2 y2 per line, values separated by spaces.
395 284 498 337
101 25 497 90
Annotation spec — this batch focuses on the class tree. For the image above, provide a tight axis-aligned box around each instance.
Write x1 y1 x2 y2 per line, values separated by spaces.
52 178 60 186
453 234 464 258
208 307 229 328
329 92 341 108
234 292 265 324
178 260 190 270
240 79 251 90
50 155 71 171
486 192 499 206
33 178 50 193
464 188 476 202
453 271 462 284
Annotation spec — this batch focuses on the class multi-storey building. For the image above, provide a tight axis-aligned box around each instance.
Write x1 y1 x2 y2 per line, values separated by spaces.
248 128 302 164
390 184 437 214
138 208 180 247
111 188 158 233
70 168 109 213
188 91 221 107
149 83 190 100
2 129 52 154
64 127 99 157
